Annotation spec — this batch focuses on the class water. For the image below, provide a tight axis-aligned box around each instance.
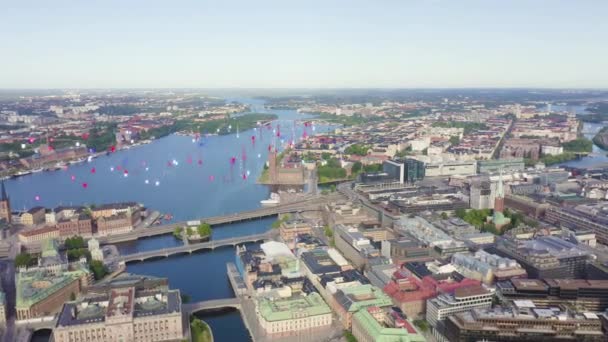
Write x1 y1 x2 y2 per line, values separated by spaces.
6 99 332 342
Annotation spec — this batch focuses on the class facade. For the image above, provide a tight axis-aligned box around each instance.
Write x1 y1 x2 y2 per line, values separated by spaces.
279 218 313 244
445 305 604 342
96 214 134 236
545 204 608 244
18 225 60 244
422 160 477 177
495 236 592 279
54 277 184 342
425 286 493 337
58 215 94 238
334 225 380 269
477 158 525 174
497 278 608 312
504 194 549 218
256 293 332 337
333 284 393 328
451 250 527 284
0 181 11 224
352 306 425 342
16 266 91 321
90 202 140 220
21 206 46 226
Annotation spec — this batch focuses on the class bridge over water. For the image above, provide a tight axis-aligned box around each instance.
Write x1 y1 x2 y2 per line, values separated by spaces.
98 194 337 244
183 298 241 314
116 231 272 263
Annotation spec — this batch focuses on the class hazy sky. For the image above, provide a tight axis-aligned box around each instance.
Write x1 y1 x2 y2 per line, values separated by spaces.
1 0 607 89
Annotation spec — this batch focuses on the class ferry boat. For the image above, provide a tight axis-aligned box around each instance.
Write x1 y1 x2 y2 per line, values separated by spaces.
260 193 280 206
13 170 32 177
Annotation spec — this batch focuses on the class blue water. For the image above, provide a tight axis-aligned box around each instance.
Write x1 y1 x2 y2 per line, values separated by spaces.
7 100 325 342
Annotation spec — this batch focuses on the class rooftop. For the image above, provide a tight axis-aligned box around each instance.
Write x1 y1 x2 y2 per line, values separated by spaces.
256 292 331 322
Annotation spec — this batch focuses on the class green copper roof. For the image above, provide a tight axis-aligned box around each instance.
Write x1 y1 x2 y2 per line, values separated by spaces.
257 293 331 322
41 239 59 258
353 309 426 342
341 284 393 312
16 267 89 309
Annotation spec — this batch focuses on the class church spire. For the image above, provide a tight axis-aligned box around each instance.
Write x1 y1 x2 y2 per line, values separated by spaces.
496 169 504 198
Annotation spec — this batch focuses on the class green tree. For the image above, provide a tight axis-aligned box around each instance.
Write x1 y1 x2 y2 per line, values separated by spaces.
15 252 35 268
324 225 333 238
173 227 184 239
449 135 460 146
440 212 449 220
344 144 369 156
351 161 362 174
344 330 358 342
197 223 212 237
562 138 593 153
89 260 108 280
64 236 86 250
321 152 332 160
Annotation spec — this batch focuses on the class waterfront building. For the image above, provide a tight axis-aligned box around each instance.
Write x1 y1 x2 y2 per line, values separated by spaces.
279 217 313 245
90 202 141 220
497 278 608 312
58 214 94 238
54 275 184 342
426 286 493 339
96 213 134 236
451 250 527 284
494 235 592 279
444 304 604 342
21 206 46 226
352 306 425 342
334 284 393 328
16 265 91 321
0 181 11 224
255 292 332 337
477 158 524 174
18 225 60 244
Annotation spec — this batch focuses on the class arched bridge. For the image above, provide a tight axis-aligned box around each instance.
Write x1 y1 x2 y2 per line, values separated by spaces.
183 298 241 314
117 232 271 263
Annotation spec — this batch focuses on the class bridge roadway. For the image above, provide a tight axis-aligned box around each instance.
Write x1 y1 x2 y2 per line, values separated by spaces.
117 231 272 263
98 194 337 244
182 298 241 314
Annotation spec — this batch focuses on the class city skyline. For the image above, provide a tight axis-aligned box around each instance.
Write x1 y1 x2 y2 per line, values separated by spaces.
1 0 607 89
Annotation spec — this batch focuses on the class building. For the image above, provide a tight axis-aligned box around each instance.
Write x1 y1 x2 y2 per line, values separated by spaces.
421 160 477 177
0 181 11 224
333 225 380 269
504 194 549 218
96 214 134 236
21 206 46 226
382 159 426 184
445 305 604 342
545 204 608 244
494 236 592 279
451 250 527 284
381 237 432 264
469 180 494 210
58 214 94 238
333 284 393 328
256 292 333 337
477 158 525 174
16 265 91 321
426 286 493 339
90 202 140 220
491 172 511 230
383 271 481 319
279 218 313 244
497 278 608 312
54 275 185 342
352 306 425 342
88 238 104 262
18 225 60 244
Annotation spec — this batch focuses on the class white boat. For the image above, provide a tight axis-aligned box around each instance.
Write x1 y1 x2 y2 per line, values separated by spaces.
260 193 280 206
31 168 44 173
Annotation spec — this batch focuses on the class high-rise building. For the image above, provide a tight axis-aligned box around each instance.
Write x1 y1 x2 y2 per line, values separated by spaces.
0 181 11 224
382 158 425 184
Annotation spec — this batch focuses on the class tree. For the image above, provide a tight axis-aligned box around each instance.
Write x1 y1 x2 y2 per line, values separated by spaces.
440 212 449 220
89 260 108 280
562 138 593 153
351 161 362 174
15 252 35 268
449 135 460 146
70 292 76 301
197 223 212 237
64 236 86 250
324 225 333 238
344 144 369 156
173 227 184 239
321 152 332 160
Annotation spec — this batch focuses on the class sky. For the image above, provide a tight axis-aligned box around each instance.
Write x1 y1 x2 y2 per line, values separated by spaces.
1 0 607 89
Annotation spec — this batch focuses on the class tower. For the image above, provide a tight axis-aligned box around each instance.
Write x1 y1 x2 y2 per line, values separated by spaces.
492 170 510 230
0 181 11 224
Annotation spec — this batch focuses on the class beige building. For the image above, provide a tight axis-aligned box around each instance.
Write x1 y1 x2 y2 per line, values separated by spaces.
279 218 313 244
21 206 46 226
54 281 184 342
18 225 60 244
